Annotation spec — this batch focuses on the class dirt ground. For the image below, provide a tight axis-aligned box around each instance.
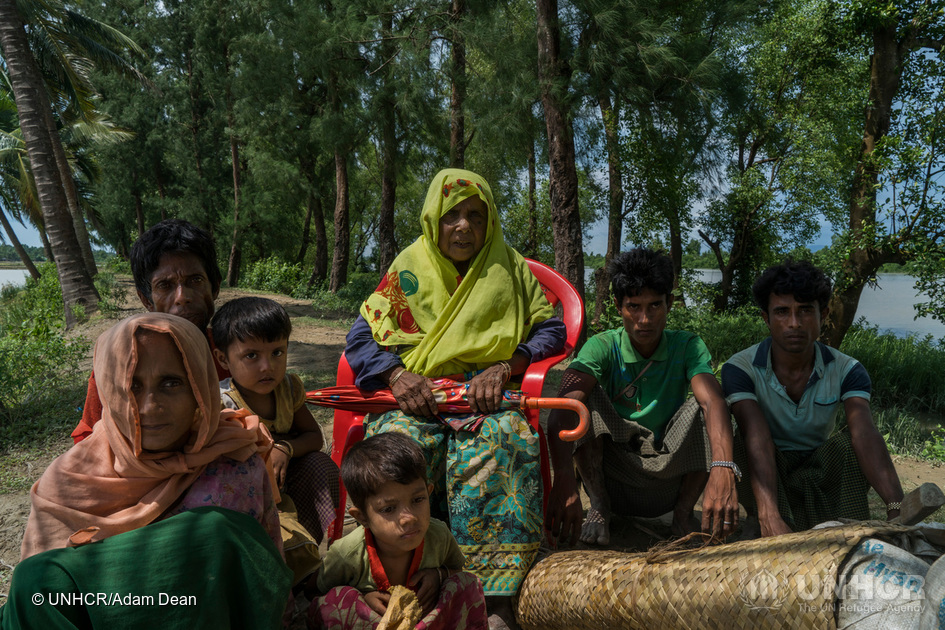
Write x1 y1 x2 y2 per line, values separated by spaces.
3 281 945 607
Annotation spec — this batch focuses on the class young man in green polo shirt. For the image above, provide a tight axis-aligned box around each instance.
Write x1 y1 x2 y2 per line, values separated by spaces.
721 260 903 537
546 248 739 546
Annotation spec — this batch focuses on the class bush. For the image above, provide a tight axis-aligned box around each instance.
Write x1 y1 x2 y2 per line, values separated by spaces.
0 265 90 448
240 257 304 296
0 332 88 424
308 271 379 317
0 262 66 336
668 305 769 366
95 264 130 317
839 324 945 416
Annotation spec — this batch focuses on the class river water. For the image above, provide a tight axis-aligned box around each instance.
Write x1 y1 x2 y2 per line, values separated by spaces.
696 269 945 340
0 268 30 288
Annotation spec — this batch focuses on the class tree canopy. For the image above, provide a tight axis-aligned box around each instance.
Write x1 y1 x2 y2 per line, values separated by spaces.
0 0 941 341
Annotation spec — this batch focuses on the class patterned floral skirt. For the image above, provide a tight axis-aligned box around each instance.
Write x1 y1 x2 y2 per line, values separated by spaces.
366 409 543 596
309 572 488 630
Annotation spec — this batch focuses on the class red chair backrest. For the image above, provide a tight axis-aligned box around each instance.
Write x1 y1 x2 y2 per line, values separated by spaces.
331 258 584 492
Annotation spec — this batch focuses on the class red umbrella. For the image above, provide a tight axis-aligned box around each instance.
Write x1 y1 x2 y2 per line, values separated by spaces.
306 377 589 442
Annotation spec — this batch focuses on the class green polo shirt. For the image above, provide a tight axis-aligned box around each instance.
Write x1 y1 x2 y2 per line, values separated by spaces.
569 328 714 439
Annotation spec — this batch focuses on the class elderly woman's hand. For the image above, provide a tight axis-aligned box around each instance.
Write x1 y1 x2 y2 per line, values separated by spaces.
388 368 439 417
466 364 509 414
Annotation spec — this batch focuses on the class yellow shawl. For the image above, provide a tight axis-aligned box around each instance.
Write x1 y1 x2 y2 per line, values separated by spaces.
362 168 553 377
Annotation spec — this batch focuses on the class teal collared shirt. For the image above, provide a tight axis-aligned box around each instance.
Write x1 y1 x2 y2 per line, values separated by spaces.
569 328 714 439
721 338 872 451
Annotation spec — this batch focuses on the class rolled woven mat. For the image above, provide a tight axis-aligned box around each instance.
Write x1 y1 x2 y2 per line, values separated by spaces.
517 522 912 630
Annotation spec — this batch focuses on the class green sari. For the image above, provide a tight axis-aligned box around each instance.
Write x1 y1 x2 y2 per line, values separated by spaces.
1 507 292 629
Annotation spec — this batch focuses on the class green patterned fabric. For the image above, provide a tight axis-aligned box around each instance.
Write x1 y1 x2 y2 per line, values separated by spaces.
366 409 543 596
0 507 292 630
734 429 870 530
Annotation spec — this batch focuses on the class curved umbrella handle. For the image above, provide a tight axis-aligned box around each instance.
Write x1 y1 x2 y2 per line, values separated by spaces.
522 397 590 442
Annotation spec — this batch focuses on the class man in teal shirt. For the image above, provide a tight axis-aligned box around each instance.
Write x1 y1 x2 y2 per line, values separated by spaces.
722 260 903 536
546 248 738 546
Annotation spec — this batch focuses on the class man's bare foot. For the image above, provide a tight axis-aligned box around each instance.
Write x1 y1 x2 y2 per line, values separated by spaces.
580 508 611 545
670 511 700 537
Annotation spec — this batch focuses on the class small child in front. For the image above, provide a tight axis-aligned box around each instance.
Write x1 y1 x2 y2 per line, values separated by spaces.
211 297 339 547
309 432 487 630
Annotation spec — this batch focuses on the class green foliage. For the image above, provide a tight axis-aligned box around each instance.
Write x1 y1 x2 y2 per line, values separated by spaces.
240 257 304 297
839 324 945 416
667 305 769 366
0 332 88 422
680 240 718 270
308 272 379 318
93 267 130 318
0 262 67 336
921 428 945 462
101 256 131 275
0 244 46 262
861 405 926 458
0 265 89 450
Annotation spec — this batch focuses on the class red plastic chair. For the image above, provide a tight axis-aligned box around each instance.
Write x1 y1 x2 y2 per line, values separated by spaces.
326 258 585 543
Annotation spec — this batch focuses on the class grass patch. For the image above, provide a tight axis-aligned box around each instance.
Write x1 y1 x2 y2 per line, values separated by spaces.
871 406 929 458
0 438 72 493
292 316 355 331
840 326 945 417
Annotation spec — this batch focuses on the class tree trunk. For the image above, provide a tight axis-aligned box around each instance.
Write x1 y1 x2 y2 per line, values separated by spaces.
225 48 242 288
449 0 466 169
0 208 40 279
536 0 585 302
377 12 398 275
154 157 167 220
42 102 97 278
303 158 330 288
329 150 349 292
225 132 242 287
668 215 683 296
822 24 902 347
296 192 313 264
592 93 624 327
132 170 145 237
311 193 328 285
39 226 54 263
0 0 98 327
524 140 538 259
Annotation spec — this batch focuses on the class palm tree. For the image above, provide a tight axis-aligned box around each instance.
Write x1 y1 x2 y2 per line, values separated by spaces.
23 1 144 278
0 0 142 326
0 78 131 283
0 0 97 327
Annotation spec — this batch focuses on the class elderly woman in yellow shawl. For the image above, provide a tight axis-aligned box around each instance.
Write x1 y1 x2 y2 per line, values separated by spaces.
345 168 566 627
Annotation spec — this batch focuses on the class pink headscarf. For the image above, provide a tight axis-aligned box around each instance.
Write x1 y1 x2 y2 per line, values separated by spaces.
21 313 274 559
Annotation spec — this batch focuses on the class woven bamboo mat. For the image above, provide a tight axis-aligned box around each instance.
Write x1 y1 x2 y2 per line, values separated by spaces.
517 522 911 630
